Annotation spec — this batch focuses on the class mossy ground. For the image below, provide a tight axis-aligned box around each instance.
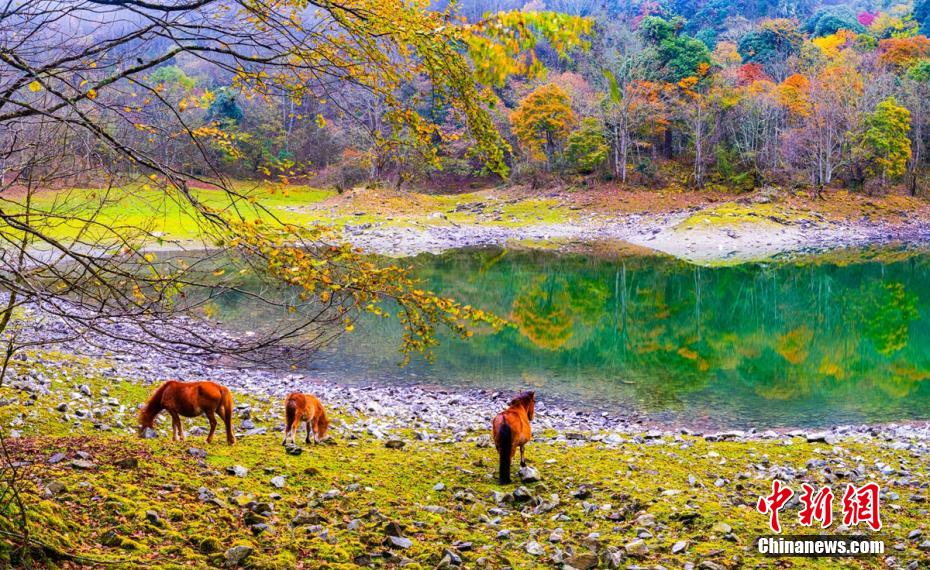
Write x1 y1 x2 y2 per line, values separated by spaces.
674 203 820 231
15 182 572 245
0 352 925 569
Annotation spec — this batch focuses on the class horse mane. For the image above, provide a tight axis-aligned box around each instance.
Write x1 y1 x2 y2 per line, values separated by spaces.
509 391 535 408
138 381 172 426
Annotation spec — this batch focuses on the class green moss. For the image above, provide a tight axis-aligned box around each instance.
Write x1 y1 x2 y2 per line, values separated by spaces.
675 201 818 230
249 550 297 570
199 537 222 554
119 538 144 551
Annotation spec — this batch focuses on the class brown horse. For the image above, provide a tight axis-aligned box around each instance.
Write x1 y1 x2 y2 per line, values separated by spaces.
491 391 535 484
283 392 330 446
138 381 235 445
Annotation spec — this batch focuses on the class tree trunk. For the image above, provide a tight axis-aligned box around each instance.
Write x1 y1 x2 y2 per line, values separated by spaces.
619 121 628 184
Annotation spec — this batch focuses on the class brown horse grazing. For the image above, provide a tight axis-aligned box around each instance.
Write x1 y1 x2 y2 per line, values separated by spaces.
138 381 235 445
491 391 535 484
283 393 330 446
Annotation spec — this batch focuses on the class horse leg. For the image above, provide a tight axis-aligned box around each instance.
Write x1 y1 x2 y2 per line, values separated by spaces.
305 419 313 444
169 411 181 441
286 415 298 445
519 444 526 468
205 409 217 444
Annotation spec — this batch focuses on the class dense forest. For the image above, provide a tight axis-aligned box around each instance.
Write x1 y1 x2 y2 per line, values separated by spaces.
22 0 930 195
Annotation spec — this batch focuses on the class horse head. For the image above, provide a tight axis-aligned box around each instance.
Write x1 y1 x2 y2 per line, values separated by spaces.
510 391 536 421
317 415 331 442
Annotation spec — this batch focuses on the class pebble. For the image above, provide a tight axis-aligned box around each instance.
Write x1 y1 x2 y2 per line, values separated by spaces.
115 457 138 469
525 540 545 555
625 538 649 557
566 553 598 570
227 465 248 477
386 536 412 549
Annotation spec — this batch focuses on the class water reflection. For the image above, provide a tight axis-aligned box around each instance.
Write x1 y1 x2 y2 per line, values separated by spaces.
221 246 930 428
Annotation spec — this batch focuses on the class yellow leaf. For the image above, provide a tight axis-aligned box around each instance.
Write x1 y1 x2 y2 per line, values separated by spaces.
87 89 97 100
28 80 41 92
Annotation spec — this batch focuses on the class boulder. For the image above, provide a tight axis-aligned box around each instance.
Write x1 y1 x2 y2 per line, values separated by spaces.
224 545 253 567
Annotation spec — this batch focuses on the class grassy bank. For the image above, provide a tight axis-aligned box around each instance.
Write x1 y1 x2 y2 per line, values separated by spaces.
14 181 930 248
13 182 572 245
1 352 926 569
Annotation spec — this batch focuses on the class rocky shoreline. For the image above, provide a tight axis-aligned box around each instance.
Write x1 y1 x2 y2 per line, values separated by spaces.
11 303 930 447
340 211 930 263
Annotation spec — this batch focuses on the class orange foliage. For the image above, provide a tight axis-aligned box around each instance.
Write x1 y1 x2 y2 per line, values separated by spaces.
777 73 811 117
878 36 930 70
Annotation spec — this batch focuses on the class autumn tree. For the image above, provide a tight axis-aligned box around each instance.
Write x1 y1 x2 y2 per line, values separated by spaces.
510 84 577 170
904 61 930 194
856 97 912 186
601 68 663 182
565 117 608 174
788 65 863 188
674 66 719 188
726 79 784 180
878 37 930 71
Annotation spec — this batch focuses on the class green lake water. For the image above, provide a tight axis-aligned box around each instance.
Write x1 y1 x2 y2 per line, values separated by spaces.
300 245 930 429
204 244 930 428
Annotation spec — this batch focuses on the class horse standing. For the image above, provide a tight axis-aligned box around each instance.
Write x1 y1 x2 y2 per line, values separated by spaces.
138 380 235 445
283 392 330 445
491 391 535 484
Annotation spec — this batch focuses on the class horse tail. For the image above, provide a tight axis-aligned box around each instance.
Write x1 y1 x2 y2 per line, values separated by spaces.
138 381 171 427
497 422 513 484
221 386 235 445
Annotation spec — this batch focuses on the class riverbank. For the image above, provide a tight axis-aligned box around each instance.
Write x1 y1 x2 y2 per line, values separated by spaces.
22 183 930 264
2 311 930 568
330 188 930 263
